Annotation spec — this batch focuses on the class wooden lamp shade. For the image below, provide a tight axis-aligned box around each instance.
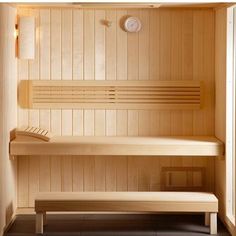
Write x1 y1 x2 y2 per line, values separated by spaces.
18 16 35 59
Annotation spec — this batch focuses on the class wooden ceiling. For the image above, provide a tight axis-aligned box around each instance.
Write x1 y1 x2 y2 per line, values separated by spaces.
13 2 234 9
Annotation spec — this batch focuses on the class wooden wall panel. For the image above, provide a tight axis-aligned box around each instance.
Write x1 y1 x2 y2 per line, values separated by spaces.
17 8 216 208
215 6 228 231
0 4 17 233
28 9 40 206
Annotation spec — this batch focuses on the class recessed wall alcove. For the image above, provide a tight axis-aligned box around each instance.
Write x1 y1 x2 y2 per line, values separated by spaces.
0 2 232 235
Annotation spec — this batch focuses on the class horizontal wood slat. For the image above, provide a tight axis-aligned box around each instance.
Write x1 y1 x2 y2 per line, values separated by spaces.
35 191 218 213
10 136 224 156
19 80 203 109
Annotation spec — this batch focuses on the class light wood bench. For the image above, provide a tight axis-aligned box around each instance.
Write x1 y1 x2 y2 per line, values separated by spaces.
35 192 218 235
11 135 224 157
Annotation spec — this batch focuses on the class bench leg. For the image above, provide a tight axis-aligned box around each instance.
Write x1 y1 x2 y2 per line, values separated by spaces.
205 212 210 226
36 212 44 234
210 213 217 235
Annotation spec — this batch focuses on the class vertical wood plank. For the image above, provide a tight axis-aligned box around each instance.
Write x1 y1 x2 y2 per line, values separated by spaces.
28 9 39 128
127 10 139 81
182 10 194 135
95 10 106 137
84 110 94 136
106 157 116 191
106 10 117 137
94 10 106 191
83 10 95 191
28 9 40 207
95 10 105 80
18 157 29 207
149 9 160 136
128 111 139 136
181 10 194 185
203 10 215 191
39 9 51 193
95 110 105 136
39 155 50 192
138 157 151 191
116 10 128 138
72 157 84 191
138 110 150 136
116 10 127 81
73 9 84 136
95 156 106 191
73 9 83 81
171 10 183 136
61 9 73 136
50 9 62 193
51 9 62 136
138 9 150 136
192 10 209 189
84 10 95 137
116 157 128 191
138 9 149 80
84 156 95 191
29 157 39 207
106 10 116 81
61 9 73 191
127 10 139 138
159 9 171 139
116 110 128 136
18 8 29 128
39 9 50 130
115 10 128 190
62 156 73 192
128 157 138 191
50 156 61 192
17 8 30 207
160 9 171 81
193 10 205 135
171 78 184 177
106 110 116 136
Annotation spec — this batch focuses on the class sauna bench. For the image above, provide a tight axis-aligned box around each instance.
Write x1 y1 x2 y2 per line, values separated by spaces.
10 136 224 156
35 191 218 234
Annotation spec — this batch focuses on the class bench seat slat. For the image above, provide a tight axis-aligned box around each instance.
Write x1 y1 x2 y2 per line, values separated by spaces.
36 201 217 213
35 192 218 202
35 192 218 213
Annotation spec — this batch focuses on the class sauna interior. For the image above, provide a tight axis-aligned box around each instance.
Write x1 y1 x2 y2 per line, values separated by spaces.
0 1 235 235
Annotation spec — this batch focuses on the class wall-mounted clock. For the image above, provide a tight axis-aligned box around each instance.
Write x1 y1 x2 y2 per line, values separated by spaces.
124 17 142 33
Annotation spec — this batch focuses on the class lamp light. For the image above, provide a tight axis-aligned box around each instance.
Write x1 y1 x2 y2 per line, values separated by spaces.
18 16 35 59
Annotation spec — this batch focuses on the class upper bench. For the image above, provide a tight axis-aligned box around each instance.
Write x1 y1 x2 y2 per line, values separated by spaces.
10 134 224 156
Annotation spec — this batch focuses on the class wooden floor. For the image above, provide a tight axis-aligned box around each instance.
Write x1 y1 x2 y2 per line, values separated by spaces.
5 214 230 236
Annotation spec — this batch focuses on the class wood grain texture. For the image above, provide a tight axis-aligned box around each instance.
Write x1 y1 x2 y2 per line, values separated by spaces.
19 80 203 110
18 16 35 59
17 8 216 208
34 191 218 234
11 136 224 156
0 4 17 234
214 6 230 234
35 191 218 213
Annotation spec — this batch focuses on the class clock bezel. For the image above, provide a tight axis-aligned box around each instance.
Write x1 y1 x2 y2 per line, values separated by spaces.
124 16 142 33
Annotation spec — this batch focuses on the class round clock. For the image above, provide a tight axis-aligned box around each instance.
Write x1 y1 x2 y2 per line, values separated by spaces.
124 17 142 33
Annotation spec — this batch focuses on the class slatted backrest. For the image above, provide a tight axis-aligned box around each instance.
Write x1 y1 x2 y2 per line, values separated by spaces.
19 80 203 110
15 126 53 141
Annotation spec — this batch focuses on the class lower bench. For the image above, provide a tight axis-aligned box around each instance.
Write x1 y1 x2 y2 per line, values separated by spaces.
35 192 218 235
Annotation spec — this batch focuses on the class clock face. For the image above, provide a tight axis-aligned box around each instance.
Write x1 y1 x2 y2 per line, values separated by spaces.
124 17 141 33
